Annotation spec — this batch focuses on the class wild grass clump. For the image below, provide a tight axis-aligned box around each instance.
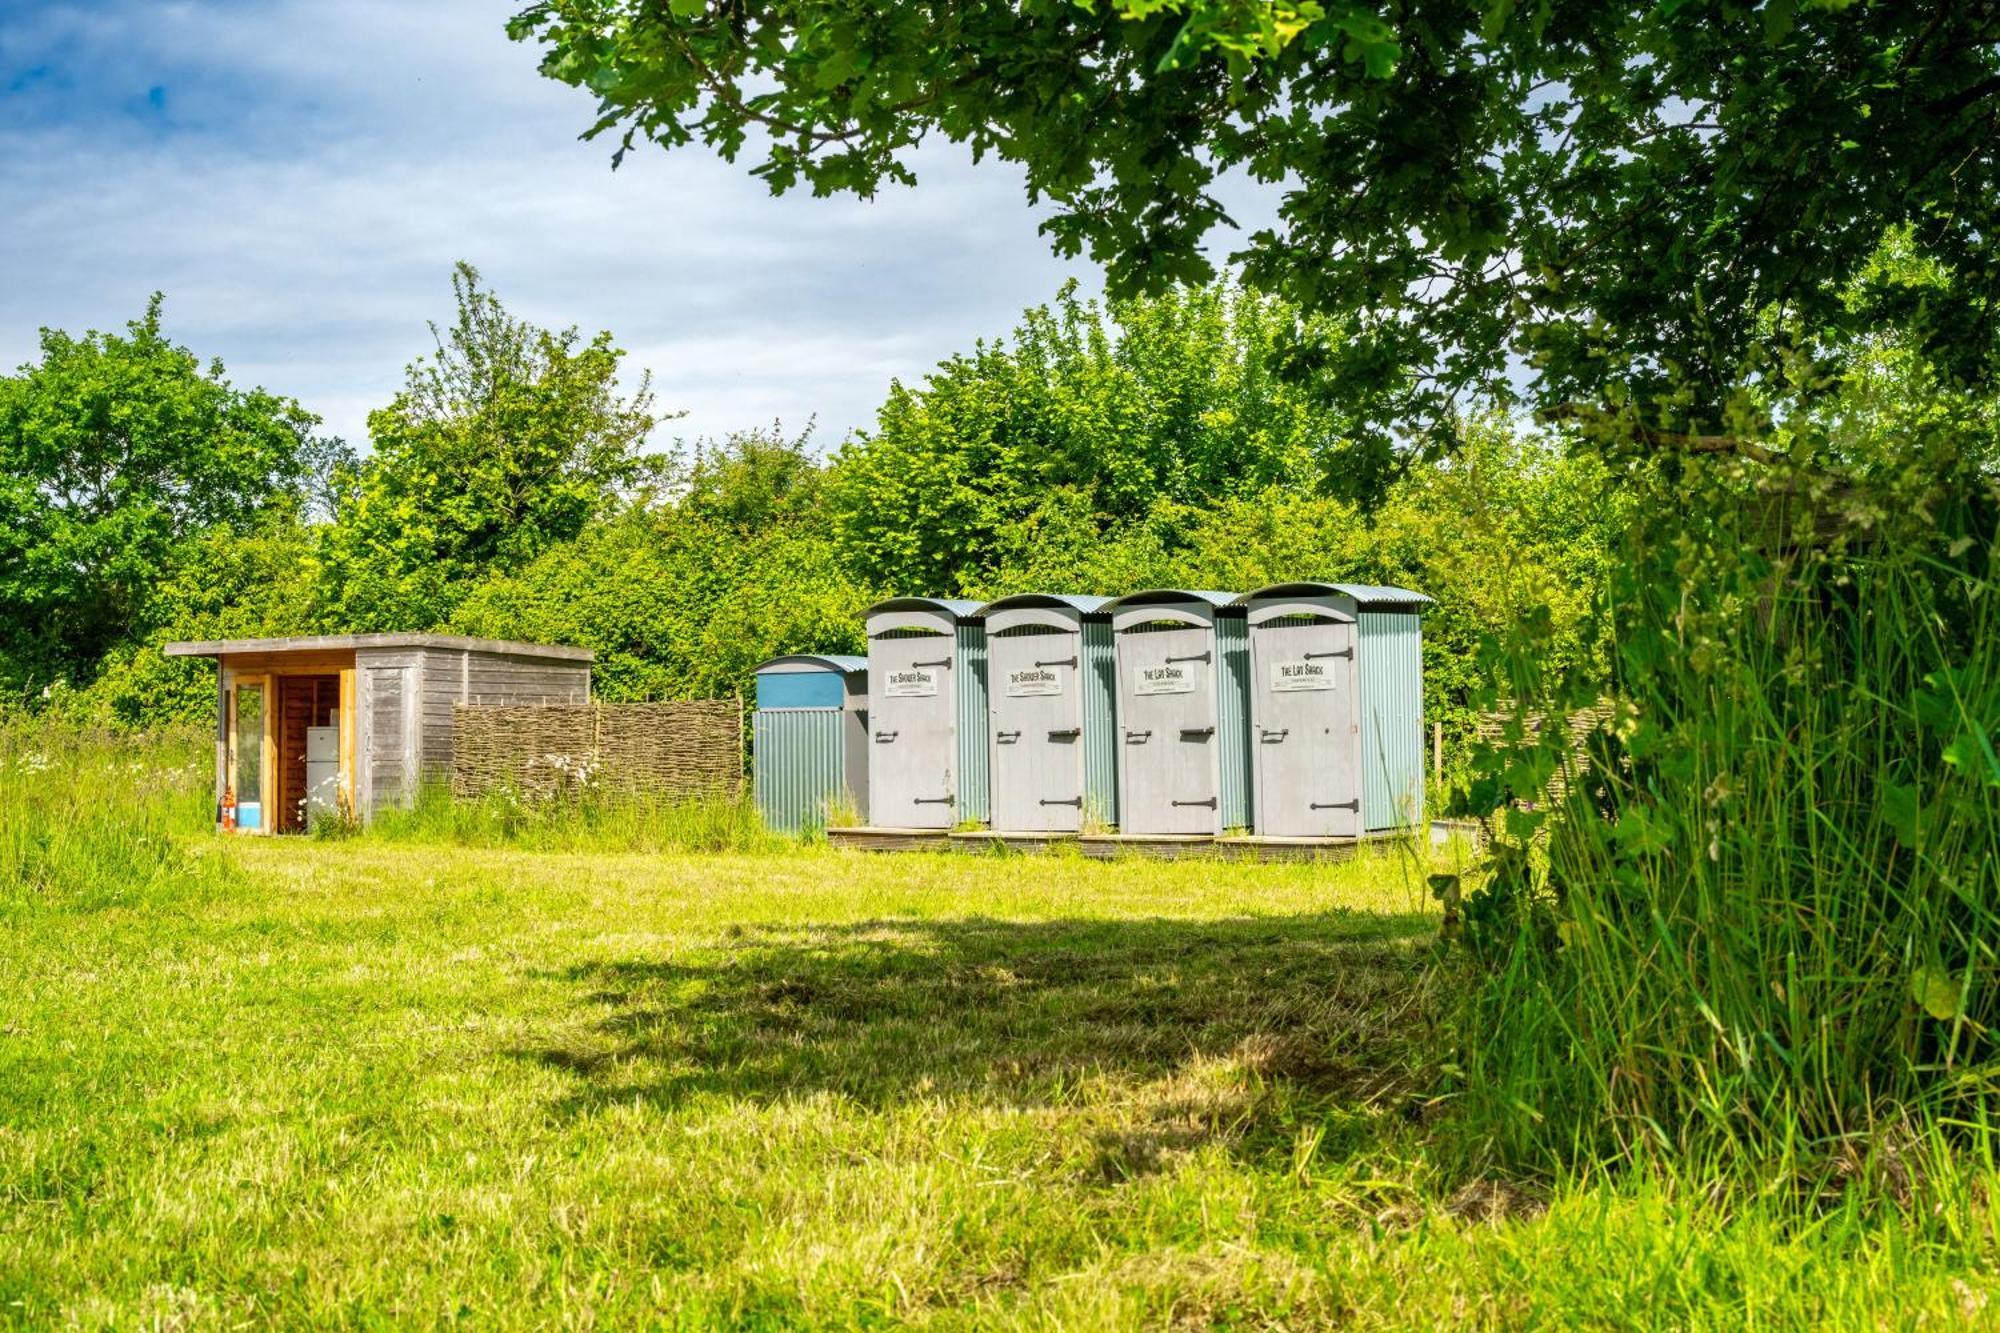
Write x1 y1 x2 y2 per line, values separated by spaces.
1457 455 2000 1186
364 780 788 855
0 719 222 911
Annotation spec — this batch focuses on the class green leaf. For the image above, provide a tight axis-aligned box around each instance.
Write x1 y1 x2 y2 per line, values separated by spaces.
1878 779 1922 849
1911 966 1964 1023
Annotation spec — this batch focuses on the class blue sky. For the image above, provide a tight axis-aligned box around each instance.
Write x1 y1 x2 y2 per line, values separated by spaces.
0 0 1113 453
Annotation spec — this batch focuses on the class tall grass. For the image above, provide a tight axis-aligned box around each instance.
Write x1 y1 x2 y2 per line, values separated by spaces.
0 721 223 912
363 779 790 855
1458 458 2000 1185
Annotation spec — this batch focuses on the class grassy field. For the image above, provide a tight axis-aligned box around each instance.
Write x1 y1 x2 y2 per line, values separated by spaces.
5 734 2000 1327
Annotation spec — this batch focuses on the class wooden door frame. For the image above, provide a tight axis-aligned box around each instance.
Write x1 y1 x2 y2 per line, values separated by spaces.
224 668 276 835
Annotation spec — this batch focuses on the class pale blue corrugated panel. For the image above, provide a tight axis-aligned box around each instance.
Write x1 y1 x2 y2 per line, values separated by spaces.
1082 619 1118 825
753 708 845 835
955 622 990 824
1358 611 1425 830
1215 612 1253 832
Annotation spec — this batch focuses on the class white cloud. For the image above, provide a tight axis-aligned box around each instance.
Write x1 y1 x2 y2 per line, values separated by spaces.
0 0 1103 452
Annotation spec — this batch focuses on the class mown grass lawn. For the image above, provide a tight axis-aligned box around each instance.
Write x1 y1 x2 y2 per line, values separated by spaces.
3 836 1995 1328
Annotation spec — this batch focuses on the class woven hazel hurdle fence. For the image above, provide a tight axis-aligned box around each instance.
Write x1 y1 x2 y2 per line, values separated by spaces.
1475 700 1616 809
453 700 744 800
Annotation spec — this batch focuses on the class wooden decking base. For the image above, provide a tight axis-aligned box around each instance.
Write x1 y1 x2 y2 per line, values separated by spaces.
829 826 1424 861
947 830 1080 854
825 826 954 852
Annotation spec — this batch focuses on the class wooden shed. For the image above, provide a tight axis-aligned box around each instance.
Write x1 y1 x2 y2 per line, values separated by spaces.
163 634 592 831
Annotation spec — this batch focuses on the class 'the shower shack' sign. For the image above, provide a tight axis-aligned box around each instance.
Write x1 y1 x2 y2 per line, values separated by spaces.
1005 666 1062 697
883 665 940 698
1133 661 1196 696
1271 659 1335 692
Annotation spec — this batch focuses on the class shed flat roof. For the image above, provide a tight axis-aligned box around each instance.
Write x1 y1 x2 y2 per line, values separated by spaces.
162 633 594 662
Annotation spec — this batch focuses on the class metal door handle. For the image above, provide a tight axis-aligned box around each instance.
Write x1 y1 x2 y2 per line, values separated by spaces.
1305 648 1353 661
913 795 956 805
1126 729 1152 741
1181 726 1215 738
1166 651 1211 665
1173 798 1219 809
996 729 1022 740
1261 728 1289 741
1035 656 1078 668
1311 799 1361 810
875 730 899 741
1048 728 1081 739
912 658 952 668
1040 797 1083 807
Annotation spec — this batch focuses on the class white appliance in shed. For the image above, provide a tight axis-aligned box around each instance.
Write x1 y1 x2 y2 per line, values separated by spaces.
305 722 340 821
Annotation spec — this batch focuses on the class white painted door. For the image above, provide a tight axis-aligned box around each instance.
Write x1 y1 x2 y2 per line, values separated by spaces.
868 634 957 828
988 628 1084 832
1251 618 1360 836
1116 626 1221 834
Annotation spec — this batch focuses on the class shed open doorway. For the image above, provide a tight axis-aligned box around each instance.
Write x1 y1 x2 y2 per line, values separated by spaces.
276 675 342 832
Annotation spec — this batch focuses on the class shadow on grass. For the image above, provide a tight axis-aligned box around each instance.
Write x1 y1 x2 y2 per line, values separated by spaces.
515 906 1444 1174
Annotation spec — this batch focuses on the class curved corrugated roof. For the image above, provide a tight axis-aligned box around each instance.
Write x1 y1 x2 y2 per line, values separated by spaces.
1100 588 1241 612
975 593 1113 616
753 653 868 675
1237 581 1433 608
861 596 987 620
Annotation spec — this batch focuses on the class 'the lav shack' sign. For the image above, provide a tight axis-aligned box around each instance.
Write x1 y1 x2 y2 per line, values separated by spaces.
1271 659 1335 692
1134 662 1196 696
884 665 940 698
1006 666 1062 697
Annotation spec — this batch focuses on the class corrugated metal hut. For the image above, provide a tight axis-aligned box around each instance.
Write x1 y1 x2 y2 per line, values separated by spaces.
862 597 989 829
163 634 592 830
978 594 1115 833
752 654 868 833
1237 582 1431 835
1104 590 1251 835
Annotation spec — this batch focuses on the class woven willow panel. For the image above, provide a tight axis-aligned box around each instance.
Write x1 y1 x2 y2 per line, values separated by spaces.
453 700 744 800
1476 701 1614 808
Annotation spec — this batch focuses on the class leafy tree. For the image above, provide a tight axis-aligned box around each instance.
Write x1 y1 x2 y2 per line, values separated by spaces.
79 508 328 724
451 432 869 702
0 297 338 695
321 263 664 629
678 424 827 531
826 281 1330 591
511 1 2000 494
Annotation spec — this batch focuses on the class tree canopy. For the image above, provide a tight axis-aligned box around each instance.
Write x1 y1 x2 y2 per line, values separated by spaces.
827 282 1330 591
0 297 337 693
319 263 664 630
510 0 2000 493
